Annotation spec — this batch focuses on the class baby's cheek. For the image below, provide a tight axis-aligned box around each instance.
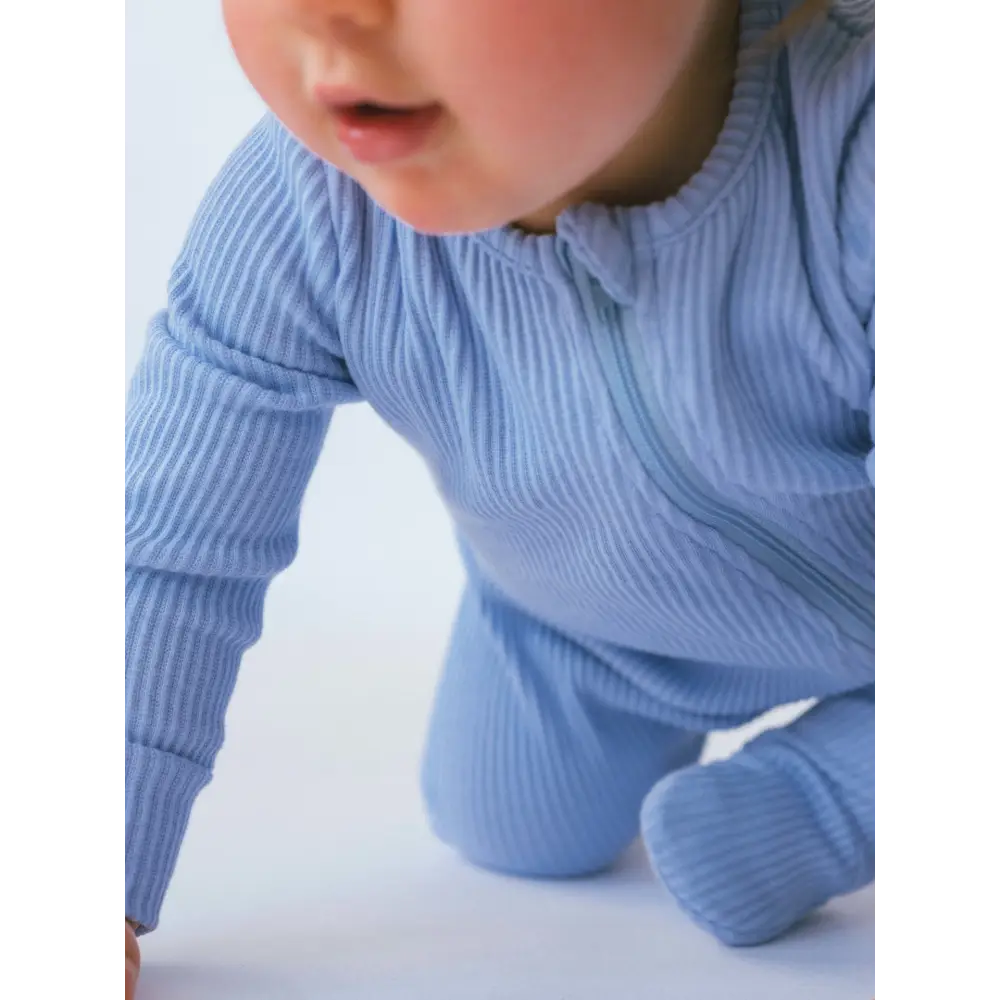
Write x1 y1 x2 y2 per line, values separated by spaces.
221 0 266 79
223 5 291 106
416 0 679 156
222 0 334 162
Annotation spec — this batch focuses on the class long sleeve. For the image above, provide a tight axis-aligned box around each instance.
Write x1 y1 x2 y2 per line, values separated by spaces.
835 52 875 485
125 116 359 931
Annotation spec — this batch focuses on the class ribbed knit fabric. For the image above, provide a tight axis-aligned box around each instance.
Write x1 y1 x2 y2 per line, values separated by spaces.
126 0 874 944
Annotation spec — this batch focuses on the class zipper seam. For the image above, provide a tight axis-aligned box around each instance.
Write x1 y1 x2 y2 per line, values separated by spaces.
568 259 874 647
613 319 874 624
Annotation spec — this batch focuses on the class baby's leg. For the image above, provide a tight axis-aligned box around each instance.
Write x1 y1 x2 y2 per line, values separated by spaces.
641 686 875 946
421 583 703 879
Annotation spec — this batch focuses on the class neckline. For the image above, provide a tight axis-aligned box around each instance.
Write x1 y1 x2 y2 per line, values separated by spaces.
465 0 783 284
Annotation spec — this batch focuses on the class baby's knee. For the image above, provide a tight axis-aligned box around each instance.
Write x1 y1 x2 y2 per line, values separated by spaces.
420 752 624 880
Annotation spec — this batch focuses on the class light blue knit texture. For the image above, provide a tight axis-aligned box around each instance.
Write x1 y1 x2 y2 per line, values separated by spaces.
126 0 874 945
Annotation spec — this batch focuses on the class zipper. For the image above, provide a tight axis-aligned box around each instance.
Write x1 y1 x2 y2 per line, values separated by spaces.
565 256 875 648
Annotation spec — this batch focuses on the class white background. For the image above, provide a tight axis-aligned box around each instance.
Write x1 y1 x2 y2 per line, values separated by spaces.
126 2 874 996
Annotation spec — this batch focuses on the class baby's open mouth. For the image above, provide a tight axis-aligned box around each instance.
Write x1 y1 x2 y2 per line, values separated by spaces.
351 101 417 118
333 100 442 129
324 98 446 163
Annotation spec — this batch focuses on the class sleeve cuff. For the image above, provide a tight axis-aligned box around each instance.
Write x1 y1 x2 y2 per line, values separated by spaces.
125 741 212 933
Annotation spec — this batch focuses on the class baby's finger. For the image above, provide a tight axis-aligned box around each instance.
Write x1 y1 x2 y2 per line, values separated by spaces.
126 922 141 999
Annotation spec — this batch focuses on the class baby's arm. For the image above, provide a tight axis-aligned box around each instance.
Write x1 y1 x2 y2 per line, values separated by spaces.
836 48 875 484
126 116 359 933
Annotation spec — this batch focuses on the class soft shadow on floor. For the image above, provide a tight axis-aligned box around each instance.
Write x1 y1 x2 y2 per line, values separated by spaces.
139 963 318 1000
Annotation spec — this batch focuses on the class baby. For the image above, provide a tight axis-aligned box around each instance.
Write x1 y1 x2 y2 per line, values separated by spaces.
125 0 875 993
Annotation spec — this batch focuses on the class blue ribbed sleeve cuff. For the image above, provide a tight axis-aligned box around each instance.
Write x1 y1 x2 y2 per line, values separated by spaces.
125 741 212 933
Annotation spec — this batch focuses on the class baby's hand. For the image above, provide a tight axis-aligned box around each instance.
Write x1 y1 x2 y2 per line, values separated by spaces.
125 920 140 1000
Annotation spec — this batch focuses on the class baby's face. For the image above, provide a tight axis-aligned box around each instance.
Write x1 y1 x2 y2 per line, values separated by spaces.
223 0 714 234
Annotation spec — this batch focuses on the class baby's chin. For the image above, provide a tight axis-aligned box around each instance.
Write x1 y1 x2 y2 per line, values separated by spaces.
344 166 542 237
368 187 512 237
300 123 563 237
